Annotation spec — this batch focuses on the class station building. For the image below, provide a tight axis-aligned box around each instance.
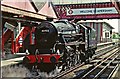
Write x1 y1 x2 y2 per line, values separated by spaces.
79 21 114 43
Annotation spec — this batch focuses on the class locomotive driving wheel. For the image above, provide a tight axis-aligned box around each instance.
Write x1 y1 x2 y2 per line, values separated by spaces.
80 51 86 63
28 45 36 55
37 63 56 72
23 57 33 70
19 47 26 53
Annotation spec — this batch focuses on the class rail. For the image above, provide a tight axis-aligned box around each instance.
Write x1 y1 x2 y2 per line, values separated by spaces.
81 48 120 79
97 42 115 50
2 42 119 78
52 44 119 79
93 44 118 59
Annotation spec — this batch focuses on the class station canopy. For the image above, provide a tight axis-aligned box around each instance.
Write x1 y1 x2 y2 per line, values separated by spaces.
52 0 120 20
52 0 112 4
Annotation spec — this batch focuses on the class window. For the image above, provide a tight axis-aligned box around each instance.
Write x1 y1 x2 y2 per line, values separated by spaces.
105 32 109 37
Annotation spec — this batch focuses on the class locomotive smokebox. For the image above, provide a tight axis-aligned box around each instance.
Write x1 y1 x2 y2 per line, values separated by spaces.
35 21 58 49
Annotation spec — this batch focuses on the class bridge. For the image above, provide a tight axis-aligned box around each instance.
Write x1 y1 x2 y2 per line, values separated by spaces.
53 0 120 20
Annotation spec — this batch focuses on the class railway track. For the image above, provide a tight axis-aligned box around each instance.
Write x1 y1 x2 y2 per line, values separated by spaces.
93 43 117 59
24 43 119 78
75 48 120 79
52 46 120 79
2 42 119 78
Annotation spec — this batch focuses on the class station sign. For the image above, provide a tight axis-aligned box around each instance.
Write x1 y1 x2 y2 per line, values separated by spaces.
67 7 118 15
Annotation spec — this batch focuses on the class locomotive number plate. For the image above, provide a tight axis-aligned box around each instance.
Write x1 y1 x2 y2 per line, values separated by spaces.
41 29 49 33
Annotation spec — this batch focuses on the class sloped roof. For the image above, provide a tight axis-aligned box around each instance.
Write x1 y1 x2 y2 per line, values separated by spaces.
38 1 58 18
104 22 114 29
1 0 58 19
1 4 47 20
1 0 36 12
32 0 46 12
79 21 114 29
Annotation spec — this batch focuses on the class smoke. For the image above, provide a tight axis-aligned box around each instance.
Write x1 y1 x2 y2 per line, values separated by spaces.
32 66 61 78
1 65 61 78
2 65 31 78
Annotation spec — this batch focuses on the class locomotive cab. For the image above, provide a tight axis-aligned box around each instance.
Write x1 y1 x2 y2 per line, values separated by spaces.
77 23 97 61
77 24 88 52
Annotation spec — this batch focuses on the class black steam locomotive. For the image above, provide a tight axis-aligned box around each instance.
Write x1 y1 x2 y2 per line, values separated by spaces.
23 20 97 72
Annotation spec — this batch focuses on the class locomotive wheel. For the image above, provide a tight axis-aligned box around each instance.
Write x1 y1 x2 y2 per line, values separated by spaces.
23 57 33 70
77 53 81 64
37 63 56 72
93 49 95 54
85 51 90 64
74 54 78 65
28 45 36 55
89 50 94 58
24 63 33 70
19 47 26 53
80 53 86 63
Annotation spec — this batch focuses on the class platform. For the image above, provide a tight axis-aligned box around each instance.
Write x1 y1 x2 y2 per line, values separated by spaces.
1 57 23 67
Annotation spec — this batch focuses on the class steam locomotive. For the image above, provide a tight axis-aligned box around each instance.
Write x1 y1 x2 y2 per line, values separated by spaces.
23 20 97 72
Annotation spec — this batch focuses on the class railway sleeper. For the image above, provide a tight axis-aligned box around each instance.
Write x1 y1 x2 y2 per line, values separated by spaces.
98 68 114 79
110 61 118 66
73 66 94 79
115 57 120 61
87 68 103 78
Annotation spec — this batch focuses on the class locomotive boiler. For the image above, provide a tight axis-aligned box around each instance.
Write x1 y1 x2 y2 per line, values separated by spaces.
23 20 97 72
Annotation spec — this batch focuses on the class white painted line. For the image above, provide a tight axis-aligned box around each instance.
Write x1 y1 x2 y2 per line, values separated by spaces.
1 57 24 67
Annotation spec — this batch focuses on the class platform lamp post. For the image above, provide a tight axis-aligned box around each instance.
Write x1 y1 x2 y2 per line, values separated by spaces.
118 19 120 35
118 19 120 47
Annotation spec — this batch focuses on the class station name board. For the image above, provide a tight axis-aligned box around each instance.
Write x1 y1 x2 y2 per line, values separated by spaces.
67 7 118 15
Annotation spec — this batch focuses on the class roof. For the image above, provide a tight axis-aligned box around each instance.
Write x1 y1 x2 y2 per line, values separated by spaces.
79 20 114 29
32 0 46 12
1 4 47 20
38 1 58 18
52 0 111 5
103 22 114 29
1 0 57 19
1 0 36 13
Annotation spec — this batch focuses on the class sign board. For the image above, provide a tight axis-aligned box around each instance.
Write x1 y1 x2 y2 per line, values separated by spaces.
67 7 118 15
